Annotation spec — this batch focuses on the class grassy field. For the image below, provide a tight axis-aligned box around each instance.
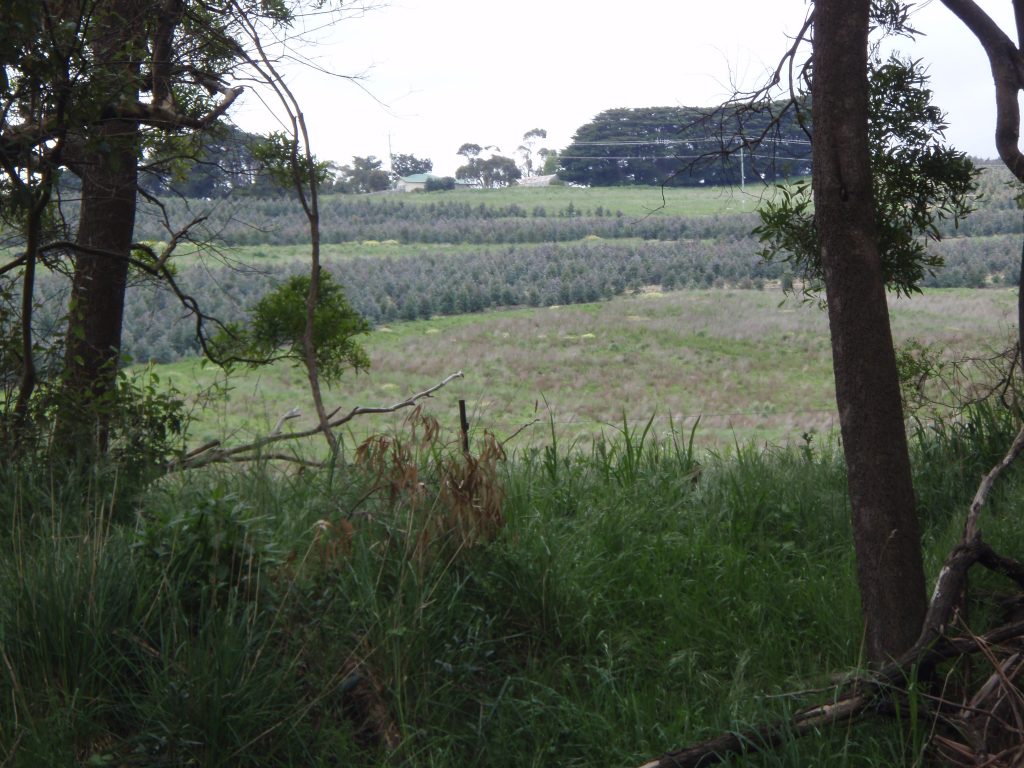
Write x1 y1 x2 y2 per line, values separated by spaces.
326 182 770 217
161 287 1019 455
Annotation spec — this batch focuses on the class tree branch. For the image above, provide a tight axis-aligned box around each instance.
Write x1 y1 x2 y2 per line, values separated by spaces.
117 84 245 131
169 371 465 471
939 0 1024 181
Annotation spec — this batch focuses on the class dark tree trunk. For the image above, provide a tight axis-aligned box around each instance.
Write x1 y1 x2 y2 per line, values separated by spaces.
63 119 138 417
813 0 927 662
60 0 143 451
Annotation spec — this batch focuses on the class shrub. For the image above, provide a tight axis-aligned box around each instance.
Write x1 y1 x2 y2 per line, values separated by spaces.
424 176 456 192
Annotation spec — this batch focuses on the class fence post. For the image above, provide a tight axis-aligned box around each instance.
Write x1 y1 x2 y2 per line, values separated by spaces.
459 399 470 453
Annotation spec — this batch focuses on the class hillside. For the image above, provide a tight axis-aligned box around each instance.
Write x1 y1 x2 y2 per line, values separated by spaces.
21 166 994 370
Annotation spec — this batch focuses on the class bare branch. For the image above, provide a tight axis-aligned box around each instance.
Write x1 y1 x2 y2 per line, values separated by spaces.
271 406 301 436
0 254 30 277
117 84 245 131
657 9 813 197
224 0 352 456
963 424 1024 543
169 371 465 471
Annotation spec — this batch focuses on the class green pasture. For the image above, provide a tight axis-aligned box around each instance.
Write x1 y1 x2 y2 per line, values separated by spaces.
322 181 770 218
163 287 1018 455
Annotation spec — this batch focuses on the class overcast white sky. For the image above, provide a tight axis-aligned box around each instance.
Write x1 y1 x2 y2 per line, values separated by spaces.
234 1 1015 177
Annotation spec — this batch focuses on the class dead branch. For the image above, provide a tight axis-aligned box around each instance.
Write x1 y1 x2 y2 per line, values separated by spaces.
920 425 1024 645
638 424 1024 768
965 425 1024 542
500 418 542 447
271 407 302 436
169 371 464 471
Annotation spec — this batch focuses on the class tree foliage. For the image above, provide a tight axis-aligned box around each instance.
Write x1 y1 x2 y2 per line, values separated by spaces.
517 128 547 177
756 55 978 297
333 155 392 193
391 153 433 178
213 271 370 386
140 125 275 198
0 0 370 456
251 131 333 191
456 155 522 188
423 176 456 191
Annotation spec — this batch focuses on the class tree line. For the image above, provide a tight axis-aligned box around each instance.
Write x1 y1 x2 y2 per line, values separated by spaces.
558 105 813 187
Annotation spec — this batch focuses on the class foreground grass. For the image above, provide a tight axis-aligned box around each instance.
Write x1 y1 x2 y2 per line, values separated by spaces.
161 287 1018 452
2 405 1022 766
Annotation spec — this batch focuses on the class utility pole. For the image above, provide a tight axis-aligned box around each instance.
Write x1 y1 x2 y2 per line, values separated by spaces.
739 146 745 192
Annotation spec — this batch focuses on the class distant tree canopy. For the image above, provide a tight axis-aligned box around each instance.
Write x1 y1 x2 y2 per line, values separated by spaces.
334 156 392 194
517 128 547 177
456 154 522 188
138 125 282 199
558 105 812 187
391 153 433 178
538 148 560 175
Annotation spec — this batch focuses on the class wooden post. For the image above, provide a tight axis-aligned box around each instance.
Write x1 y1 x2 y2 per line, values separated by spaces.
458 399 470 453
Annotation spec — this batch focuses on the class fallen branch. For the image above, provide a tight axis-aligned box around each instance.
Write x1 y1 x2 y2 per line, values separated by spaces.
169 371 464 471
640 619 1024 768
639 424 1024 768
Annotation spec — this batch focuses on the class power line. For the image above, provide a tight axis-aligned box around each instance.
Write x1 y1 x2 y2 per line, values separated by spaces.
567 138 813 147
558 155 812 162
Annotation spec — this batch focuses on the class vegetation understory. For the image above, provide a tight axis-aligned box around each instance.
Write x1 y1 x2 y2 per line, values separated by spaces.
2 403 1024 767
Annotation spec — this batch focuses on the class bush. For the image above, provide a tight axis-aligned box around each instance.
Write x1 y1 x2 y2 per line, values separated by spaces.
424 176 456 192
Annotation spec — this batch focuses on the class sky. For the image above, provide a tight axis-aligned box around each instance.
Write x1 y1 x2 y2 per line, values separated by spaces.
233 1 1015 177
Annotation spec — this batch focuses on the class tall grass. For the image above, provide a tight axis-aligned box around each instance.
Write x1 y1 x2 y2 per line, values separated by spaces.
0 407 1021 766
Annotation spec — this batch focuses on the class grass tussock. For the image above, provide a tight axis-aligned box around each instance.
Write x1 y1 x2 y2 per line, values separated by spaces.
0 406 1022 767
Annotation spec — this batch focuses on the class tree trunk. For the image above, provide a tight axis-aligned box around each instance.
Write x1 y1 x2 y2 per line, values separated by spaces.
63 119 138 426
61 0 143 451
813 0 927 662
